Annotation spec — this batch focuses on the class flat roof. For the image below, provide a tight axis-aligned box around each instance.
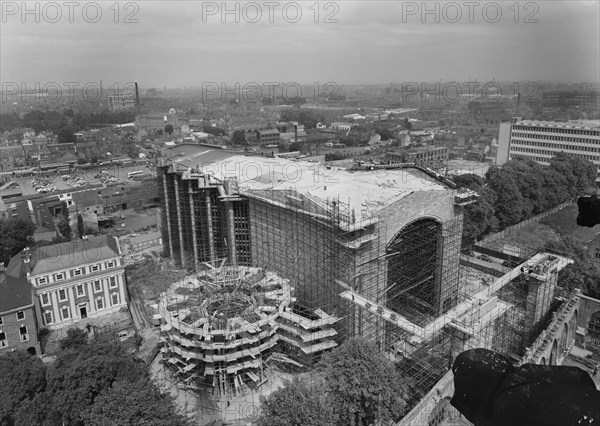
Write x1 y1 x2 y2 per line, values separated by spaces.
195 155 450 220
6 235 120 277
0 275 32 313
515 120 600 130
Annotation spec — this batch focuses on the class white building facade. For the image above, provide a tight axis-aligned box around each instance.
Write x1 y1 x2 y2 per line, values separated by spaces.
14 236 128 330
497 120 600 179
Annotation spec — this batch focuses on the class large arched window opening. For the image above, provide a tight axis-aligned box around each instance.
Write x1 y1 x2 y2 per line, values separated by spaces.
588 311 600 349
386 218 442 324
560 323 569 353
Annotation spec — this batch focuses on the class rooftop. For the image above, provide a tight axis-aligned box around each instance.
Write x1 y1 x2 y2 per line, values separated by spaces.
0 275 32 313
515 120 600 130
186 154 451 221
5 235 120 278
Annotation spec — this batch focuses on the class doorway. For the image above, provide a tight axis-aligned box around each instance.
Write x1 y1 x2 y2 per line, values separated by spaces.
80 306 87 319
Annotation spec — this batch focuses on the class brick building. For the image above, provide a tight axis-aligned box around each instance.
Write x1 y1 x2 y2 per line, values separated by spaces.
0 274 41 355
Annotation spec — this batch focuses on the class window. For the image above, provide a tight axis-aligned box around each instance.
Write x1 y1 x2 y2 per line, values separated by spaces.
20 325 28 342
76 285 84 296
96 298 104 310
38 277 47 285
94 280 102 292
44 311 53 325
58 289 67 301
73 269 82 277
55 273 64 281
41 294 50 306
110 277 117 288
0 332 6 347
106 261 114 268
0 317 3 326
16 311 25 321
91 265 99 272
61 307 70 320
111 293 119 305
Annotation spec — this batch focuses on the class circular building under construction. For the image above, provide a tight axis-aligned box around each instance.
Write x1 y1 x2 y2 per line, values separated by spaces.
157 264 339 399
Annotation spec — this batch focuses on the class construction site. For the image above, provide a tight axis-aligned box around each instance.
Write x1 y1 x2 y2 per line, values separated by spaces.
156 264 339 398
152 148 590 424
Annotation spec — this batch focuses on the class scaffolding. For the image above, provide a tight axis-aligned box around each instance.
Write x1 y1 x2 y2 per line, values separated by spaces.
156 160 583 422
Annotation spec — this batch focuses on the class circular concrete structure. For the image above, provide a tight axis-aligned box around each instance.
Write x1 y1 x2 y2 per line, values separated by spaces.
158 266 293 397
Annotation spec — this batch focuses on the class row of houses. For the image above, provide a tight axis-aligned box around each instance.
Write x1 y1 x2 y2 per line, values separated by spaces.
0 181 159 238
0 235 127 355
0 141 102 171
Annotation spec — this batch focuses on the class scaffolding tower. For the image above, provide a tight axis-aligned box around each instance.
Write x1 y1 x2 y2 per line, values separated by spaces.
156 159 578 419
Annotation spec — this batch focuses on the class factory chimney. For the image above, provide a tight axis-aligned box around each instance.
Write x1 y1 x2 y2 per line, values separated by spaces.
135 82 140 114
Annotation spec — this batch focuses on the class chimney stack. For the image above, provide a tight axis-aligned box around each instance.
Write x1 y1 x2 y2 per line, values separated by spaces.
294 124 298 145
135 82 140 114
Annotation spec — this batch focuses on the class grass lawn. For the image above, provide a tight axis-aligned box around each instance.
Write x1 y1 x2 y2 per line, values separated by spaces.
539 205 581 236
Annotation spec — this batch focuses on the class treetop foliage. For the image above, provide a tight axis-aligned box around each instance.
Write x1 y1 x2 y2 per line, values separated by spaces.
456 155 597 246
455 154 599 297
0 339 190 426
0 217 35 266
258 337 409 426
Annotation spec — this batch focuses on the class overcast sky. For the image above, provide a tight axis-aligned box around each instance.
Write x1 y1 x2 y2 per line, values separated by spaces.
1 1 599 88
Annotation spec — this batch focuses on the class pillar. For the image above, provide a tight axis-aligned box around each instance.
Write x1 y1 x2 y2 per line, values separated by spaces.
524 272 557 345
87 282 95 314
226 202 237 266
68 286 77 320
50 291 60 325
173 177 185 267
118 274 126 306
205 191 215 263
188 181 199 271
162 173 174 258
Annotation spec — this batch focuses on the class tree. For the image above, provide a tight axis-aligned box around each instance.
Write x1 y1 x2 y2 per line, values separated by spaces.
277 142 288 153
57 127 76 143
257 377 336 426
60 327 88 350
122 139 141 159
452 174 485 189
77 213 84 239
232 130 247 145
57 221 72 241
0 113 22 132
1 338 186 426
0 217 35 266
486 166 525 228
164 124 174 135
452 174 498 245
289 142 302 152
544 236 600 298
549 153 596 197
0 351 47 425
319 337 409 426
83 379 191 426
377 128 393 140
43 341 149 423
202 125 227 136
